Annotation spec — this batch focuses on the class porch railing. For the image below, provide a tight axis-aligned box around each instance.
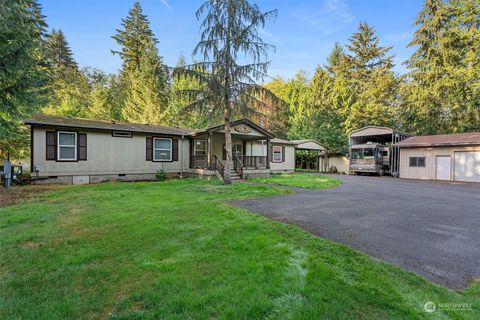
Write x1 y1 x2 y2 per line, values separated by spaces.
214 155 224 178
236 156 267 169
190 155 216 170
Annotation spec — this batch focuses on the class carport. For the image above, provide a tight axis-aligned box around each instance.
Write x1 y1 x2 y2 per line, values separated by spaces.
349 126 409 175
292 140 327 172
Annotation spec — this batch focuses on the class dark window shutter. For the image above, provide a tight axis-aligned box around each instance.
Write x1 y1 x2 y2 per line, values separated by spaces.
268 145 272 163
172 139 178 161
78 133 87 160
46 131 56 160
282 146 285 162
146 137 153 161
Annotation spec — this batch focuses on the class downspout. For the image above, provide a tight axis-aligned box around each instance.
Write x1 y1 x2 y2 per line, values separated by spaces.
180 134 184 179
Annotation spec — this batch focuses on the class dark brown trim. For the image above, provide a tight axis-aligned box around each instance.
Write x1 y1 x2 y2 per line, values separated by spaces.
27 123 186 137
78 133 87 161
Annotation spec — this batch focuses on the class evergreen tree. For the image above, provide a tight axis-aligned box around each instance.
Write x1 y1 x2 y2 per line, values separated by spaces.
174 0 279 184
401 0 480 134
86 69 124 121
122 42 169 123
43 28 90 117
0 0 48 159
113 1 169 124
166 54 210 128
343 22 398 132
46 29 78 70
112 1 156 74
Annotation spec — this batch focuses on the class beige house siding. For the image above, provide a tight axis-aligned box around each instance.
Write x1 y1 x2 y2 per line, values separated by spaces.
399 146 480 180
32 127 189 177
270 144 295 172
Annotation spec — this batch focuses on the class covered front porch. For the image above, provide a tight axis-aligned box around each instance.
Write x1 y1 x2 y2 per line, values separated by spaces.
188 119 275 178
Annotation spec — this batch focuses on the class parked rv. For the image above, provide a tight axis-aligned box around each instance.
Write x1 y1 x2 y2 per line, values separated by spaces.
348 127 408 176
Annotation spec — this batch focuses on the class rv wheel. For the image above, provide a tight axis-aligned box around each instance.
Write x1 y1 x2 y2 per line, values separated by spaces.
379 167 385 177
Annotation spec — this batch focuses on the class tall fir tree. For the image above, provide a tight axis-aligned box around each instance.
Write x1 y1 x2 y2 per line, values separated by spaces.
343 22 398 132
112 1 156 74
174 0 279 184
112 1 169 124
166 54 210 128
43 28 91 117
46 29 78 70
401 0 480 134
122 41 169 123
0 0 49 159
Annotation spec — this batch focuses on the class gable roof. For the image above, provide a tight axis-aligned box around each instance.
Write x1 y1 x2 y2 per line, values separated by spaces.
291 139 326 151
193 118 275 138
271 138 297 145
395 132 480 148
25 114 197 136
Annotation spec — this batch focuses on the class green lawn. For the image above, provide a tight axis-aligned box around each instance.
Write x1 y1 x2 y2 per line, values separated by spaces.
251 173 343 189
0 179 478 319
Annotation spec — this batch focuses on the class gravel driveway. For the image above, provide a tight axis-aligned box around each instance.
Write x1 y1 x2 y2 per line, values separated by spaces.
234 175 480 289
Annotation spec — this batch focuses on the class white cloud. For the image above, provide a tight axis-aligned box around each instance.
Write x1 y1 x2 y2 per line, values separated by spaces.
291 0 353 35
259 28 280 44
160 0 172 10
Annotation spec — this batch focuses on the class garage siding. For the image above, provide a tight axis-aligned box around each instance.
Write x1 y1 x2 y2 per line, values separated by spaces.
399 146 480 181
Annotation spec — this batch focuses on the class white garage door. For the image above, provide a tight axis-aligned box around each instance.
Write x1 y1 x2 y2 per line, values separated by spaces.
454 151 480 182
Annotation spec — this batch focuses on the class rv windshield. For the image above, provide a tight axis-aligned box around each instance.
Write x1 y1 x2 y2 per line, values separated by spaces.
351 148 375 160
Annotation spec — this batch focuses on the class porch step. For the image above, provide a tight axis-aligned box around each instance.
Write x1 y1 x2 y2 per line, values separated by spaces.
228 169 242 181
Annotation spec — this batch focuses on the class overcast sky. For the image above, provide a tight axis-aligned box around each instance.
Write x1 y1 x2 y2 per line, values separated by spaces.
39 0 424 79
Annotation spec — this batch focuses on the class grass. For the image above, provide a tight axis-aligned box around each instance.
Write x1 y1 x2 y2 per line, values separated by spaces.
251 173 343 189
0 179 478 319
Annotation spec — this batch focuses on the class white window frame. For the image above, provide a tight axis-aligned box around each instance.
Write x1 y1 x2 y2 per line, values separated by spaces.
153 137 172 162
272 145 282 163
194 140 207 156
57 131 77 161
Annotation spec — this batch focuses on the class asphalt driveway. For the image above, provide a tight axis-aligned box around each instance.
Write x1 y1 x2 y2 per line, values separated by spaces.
234 175 480 289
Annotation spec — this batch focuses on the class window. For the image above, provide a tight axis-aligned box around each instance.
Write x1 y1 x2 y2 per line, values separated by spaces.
232 143 242 156
194 140 207 155
409 157 426 167
362 148 375 159
112 131 132 138
153 138 172 161
272 146 282 163
222 143 242 160
57 131 77 161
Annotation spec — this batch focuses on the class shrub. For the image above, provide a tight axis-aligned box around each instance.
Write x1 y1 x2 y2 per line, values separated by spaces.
156 169 167 181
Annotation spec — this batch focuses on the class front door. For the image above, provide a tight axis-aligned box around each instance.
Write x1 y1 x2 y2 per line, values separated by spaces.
436 156 452 181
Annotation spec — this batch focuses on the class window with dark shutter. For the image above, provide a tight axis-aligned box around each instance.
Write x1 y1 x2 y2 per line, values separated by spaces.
46 131 56 160
172 139 178 161
146 137 153 161
78 133 87 160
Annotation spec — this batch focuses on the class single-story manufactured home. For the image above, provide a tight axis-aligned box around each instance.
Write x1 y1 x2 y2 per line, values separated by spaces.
25 114 296 184
395 132 480 182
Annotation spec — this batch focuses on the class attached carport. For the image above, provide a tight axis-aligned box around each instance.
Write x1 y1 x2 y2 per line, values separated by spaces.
291 140 327 172
396 132 480 182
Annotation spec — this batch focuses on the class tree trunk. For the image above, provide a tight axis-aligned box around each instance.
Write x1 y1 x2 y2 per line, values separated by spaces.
223 104 232 185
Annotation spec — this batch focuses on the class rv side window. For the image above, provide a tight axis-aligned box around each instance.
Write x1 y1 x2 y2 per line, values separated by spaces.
363 148 375 159
351 149 362 159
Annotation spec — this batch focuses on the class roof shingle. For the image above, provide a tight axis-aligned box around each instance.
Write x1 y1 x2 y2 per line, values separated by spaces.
25 114 197 136
395 132 480 148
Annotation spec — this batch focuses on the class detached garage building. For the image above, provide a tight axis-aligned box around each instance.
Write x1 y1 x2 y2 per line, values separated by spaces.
395 132 480 182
